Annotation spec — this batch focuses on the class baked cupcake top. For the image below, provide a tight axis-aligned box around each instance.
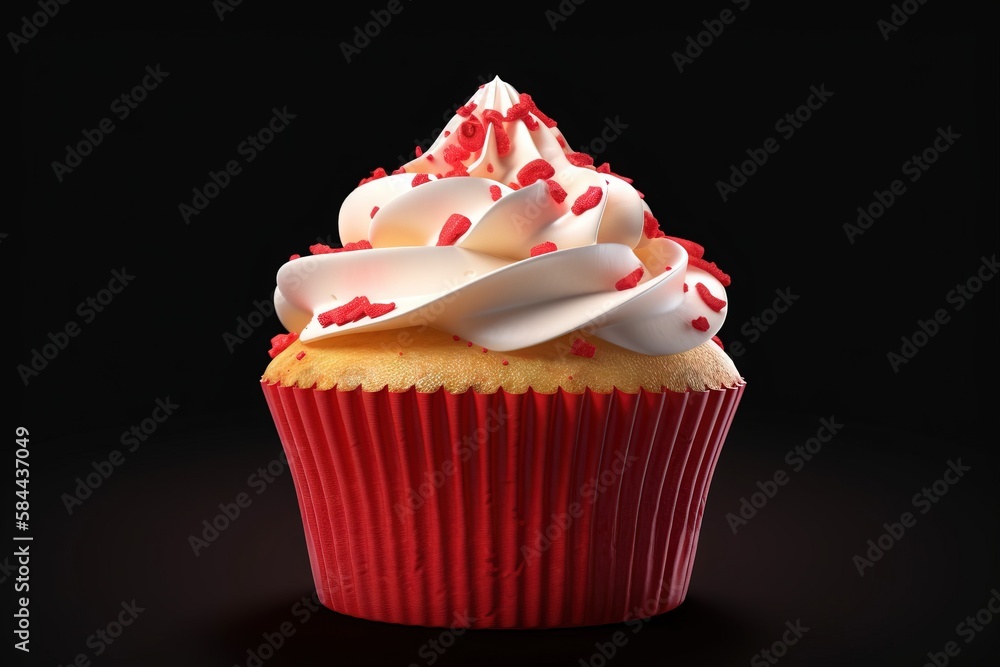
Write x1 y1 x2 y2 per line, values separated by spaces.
272 77 733 357
263 327 741 394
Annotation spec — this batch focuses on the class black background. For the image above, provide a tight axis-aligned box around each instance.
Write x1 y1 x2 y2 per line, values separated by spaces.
8 1 999 665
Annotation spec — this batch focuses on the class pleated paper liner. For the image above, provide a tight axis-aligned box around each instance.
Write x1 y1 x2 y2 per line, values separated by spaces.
261 381 745 629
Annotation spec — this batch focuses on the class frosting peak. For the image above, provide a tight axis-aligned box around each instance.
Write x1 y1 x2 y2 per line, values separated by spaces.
275 77 731 355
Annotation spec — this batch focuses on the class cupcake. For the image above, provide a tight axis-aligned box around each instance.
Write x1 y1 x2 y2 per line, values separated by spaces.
261 76 745 629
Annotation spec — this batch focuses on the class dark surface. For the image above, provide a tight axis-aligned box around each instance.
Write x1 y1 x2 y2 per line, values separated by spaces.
8 1 998 665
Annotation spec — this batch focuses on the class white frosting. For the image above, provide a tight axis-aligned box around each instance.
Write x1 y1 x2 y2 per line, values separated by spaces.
274 77 729 355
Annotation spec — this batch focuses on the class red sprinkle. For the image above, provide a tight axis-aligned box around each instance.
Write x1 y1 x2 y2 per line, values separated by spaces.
482 109 511 156
370 206 379 218
695 282 727 312
521 93 556 127
664 266 672 271
523 114 539 131
502 359 509 366
571 186 603 215
456 102 477 117
453 335 461 341
482 347 488 353
683 283 689 292
487 163 494 173
436 213 472 246
530 241 558 256
711 335 724 349
688 257 732 286
665 235 705 259
364 302 396 318
636 190 645 199
267 332 298 358
545 179 567 203
295 351 306 360
517 159 555 186
342 240 373 251
505 98 532 121
615 267 644 291
415 146 423 157
309 243 335 255
412 173 431 187
467 341 473 347
318 296 371 327
482 109 503 124
391 167 406 175
566 152 594 167
443 131 450 138
289 253 300 260
508 181 521 190
489 184 502 201
426 154 435 162
444 144 471 166
443 166 469 178
358 167 387 185
571 337 596 358
691 316 710 332
643 211 660 238
345 300 370 323
457 115 486 152
556 135 566 148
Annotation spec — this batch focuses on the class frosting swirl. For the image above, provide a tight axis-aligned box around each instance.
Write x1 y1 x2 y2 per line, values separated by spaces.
274 77 730 355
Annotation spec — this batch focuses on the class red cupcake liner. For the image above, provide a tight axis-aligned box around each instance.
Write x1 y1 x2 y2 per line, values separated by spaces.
261 381 745 629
